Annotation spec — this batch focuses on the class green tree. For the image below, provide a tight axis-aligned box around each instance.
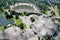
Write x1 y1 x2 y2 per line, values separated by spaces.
18 23 26 30
30 17 35 22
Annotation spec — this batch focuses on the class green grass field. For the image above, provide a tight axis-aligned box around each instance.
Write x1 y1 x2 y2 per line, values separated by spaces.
16 18 22 26
0 26 4 30
13 16 22 26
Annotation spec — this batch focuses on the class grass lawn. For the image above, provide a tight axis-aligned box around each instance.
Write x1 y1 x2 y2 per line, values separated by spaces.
57 9 60 16
12 15 27 29
22 23 27 29
0 26 4 30
2 12 5 17
16 18 22 26
13 16 22 26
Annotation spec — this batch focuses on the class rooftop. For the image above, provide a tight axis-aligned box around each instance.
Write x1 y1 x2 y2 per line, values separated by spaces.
10 3 40 13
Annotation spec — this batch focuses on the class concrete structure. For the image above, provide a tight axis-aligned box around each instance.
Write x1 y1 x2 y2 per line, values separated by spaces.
29 35 38 40
5 26 21 40
32 16 57 39
10 3 40 13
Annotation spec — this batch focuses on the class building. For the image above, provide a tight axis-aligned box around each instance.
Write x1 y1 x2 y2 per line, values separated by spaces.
10 3 40 13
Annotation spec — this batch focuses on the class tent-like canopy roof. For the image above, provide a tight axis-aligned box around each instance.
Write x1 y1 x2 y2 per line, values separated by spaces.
10 3 40 13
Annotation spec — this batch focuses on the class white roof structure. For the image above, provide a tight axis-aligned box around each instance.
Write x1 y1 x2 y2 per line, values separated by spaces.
32 16 57 37
29 35 38 40
5 26 21 36
4 26 22 40
10 3 40 13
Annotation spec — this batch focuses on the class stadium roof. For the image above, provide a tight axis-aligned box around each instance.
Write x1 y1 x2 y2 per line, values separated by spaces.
10 3 40 13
